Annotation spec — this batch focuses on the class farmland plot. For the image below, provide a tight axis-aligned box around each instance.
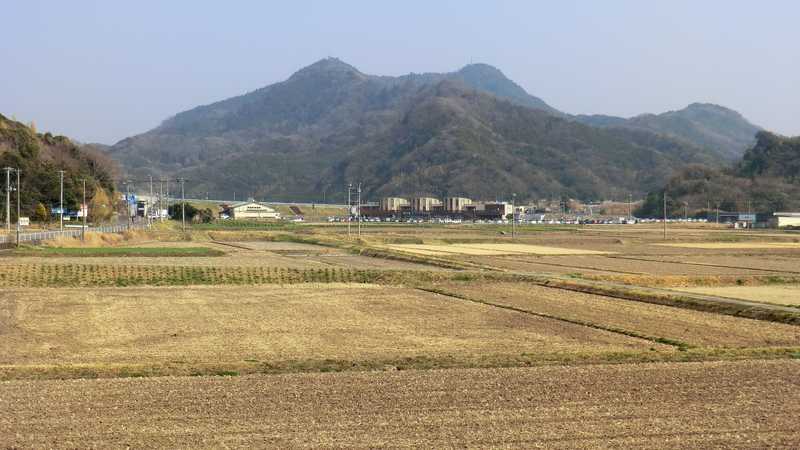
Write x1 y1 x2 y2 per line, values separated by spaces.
386 243 610 256
434 281 800 348
2 360 798 448
0 285 667 378
657 242 800 250
639 254 800 274
499 255 779 276
679 285 800 307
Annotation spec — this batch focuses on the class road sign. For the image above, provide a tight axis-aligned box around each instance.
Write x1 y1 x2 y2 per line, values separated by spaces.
18 217 29 227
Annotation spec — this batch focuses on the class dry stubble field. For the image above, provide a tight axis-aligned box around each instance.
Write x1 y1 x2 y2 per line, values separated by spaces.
2 223 800 447
0 284 668 379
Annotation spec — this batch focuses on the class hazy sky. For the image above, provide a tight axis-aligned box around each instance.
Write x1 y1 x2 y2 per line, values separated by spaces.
2 0 798 144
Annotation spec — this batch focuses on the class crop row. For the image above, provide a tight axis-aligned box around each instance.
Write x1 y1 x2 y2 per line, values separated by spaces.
0 264 390 287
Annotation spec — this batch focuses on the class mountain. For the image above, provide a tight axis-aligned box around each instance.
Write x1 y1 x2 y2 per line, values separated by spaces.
447 63 561 114
110 58 723 202
0 114 118 219
576 103 761 160
636 131 800 217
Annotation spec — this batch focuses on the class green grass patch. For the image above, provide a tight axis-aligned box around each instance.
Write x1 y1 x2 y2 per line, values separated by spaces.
14 246 225 257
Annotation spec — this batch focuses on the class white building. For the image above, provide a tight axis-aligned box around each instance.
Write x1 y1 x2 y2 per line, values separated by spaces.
228 200 280 220
773 212 800 228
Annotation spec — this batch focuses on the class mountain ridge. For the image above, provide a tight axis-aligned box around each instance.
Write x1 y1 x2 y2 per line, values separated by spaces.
576 102 761 160
110 58 757 202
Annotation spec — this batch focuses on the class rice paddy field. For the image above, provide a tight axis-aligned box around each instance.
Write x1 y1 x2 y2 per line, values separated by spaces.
679 285 800 308
3 222 800 447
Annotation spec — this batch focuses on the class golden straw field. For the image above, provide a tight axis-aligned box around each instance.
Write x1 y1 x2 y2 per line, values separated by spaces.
679 284 800 307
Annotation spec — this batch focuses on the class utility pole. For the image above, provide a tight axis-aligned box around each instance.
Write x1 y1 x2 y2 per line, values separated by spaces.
179 178 186 232
347 183 352 239
3 167 11 234
124 180 132 225
159 179 164 222
511 193 516 238
663 191 667 241
82 179 86 242
357 183 362 237
149 175 154 227
58 170 64 233
628 193 632 222
15 169 20 247
716 203 720 225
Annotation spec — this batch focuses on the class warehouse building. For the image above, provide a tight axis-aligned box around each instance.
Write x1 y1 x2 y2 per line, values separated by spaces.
444 197 472 212
380 197 410 212
226 200 280 220
773 212 800 228
411 197 442 212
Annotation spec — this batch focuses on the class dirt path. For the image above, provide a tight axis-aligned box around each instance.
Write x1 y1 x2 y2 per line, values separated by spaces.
2 360 798 448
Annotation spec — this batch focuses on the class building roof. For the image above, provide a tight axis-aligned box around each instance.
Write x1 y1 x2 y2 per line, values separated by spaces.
229 200 276 210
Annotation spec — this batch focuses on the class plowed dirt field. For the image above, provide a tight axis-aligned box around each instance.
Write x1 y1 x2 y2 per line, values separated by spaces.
2 360 798 448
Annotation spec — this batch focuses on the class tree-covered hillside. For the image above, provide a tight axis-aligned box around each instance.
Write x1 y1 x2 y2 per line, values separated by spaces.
576 103 761 160
0 114 118 221
636 131 800 217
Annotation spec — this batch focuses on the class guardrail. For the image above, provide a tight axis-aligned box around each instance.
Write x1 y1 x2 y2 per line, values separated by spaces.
0 223 148 245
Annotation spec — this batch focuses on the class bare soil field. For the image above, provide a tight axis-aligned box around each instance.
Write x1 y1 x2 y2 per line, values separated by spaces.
679 285 800 307
636 254 800 274
434 281 800 348
465 256 615 275
387 243 611 256
476 254 778 276
0 285 665 378
222 241 344 253
2 360 798 448
657 242 800 250
306 254 448 270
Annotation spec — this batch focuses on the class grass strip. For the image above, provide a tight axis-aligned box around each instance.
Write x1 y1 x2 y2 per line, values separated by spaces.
13 246 225 257
2 347 797 381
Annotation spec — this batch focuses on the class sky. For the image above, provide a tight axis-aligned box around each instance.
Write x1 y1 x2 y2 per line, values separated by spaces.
2 0 798 144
